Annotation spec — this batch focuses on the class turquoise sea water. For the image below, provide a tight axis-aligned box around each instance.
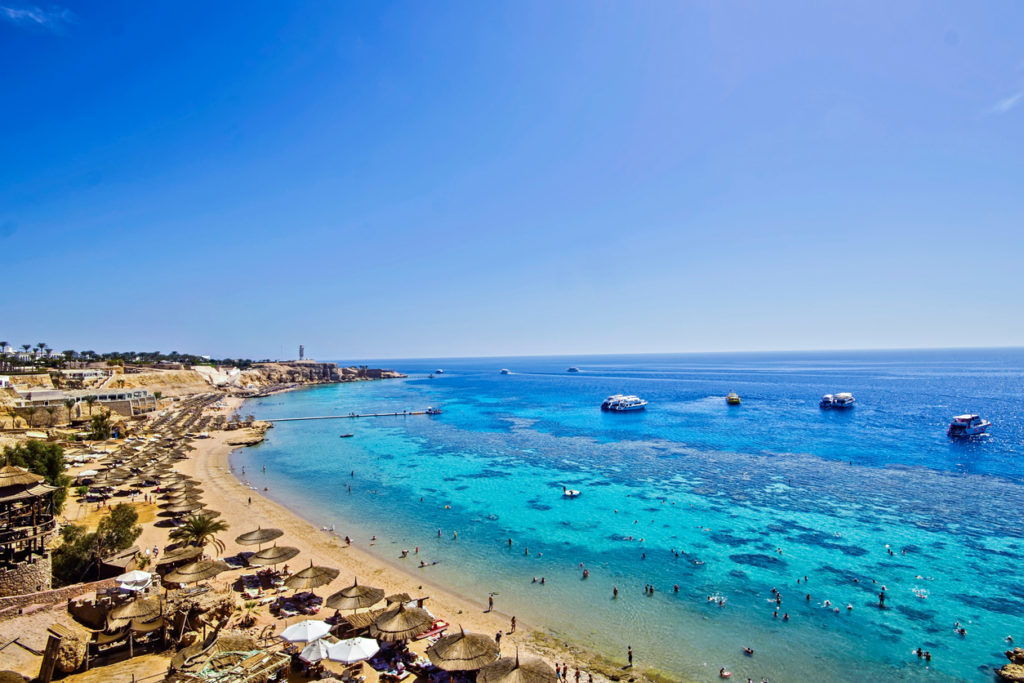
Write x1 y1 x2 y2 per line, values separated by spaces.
232 350 1024 682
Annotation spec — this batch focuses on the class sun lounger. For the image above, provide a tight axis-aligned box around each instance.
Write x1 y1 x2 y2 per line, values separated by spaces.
415 619 449 640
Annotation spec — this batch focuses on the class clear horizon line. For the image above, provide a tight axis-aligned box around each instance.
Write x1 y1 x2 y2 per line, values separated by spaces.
308 343 1024 364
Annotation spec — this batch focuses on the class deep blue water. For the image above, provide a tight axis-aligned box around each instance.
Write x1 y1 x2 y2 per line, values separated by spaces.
232 350 1024 682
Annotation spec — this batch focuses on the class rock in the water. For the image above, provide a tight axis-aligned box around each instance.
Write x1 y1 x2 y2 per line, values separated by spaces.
998 649 1024 681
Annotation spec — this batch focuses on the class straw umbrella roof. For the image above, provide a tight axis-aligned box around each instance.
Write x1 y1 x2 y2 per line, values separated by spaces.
369 602 432 642
163 560 228 584
161 502 205 515
155 545 203 566
326 578 385 610
235 527 284 546
478 653 558 683
426 627 500 671
284 561 340 590
248 545 300 567
0 464 43 488
107 597 161 627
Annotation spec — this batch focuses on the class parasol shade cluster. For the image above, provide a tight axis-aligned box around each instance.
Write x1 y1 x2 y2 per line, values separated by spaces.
285 561 340 590
163 560 228 584
248 544 300 567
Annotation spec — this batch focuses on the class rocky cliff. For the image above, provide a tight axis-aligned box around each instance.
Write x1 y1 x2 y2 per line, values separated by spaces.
239 361 404 389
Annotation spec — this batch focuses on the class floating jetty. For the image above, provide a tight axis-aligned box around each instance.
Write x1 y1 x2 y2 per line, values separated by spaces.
266 410 428 422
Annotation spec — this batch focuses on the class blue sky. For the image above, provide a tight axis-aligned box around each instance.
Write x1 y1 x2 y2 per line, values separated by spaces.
1 2 1022 360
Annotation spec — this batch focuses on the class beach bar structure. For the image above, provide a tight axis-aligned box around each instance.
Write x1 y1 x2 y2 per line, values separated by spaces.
0 463 57 596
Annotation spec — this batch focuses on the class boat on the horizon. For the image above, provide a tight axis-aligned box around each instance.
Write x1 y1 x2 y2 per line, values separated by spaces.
436 369 444 374
425 407 442 415
500 368 512 375
339 433 354 438
567 367 580 373
726 392 741 405
428 373 434 378
947 414 991 438
820 392 855 409
601 394 648 411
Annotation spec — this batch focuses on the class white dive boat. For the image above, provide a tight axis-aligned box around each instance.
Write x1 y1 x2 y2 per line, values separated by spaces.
601 394 647 411
500 368 512 375
820 392 855 409
947 414 991 438
567 367 580 373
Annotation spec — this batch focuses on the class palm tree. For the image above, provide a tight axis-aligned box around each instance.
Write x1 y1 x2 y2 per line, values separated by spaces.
21 344 30 353
85 396 97 415
169 514 230 555
63 398 78 425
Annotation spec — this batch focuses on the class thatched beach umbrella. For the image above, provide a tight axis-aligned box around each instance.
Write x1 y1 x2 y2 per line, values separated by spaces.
161 502 205 515
107 597 161 628
163 559 228 585
249 544 300 567
426 627 500 671
325 578 385 610
235 527 284 547
369 602 432 642
284 561 340 591
155 545 203 566
478 652 558 683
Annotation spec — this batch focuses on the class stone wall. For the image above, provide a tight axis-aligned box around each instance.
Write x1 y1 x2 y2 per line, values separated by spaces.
0 574 117 622
0 553 51 599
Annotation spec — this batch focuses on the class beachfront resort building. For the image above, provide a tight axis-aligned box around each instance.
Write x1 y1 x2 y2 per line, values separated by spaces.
11 387 158 417
0 462 58 597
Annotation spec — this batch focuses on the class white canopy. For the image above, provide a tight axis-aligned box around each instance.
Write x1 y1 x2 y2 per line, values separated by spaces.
279 619 331 644
327 637 380 663
299 638 334 663
115 570 153 592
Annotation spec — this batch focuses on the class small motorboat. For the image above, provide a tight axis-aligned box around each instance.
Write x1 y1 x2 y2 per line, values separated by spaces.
500 368 512 375
436 369 444 374
339 433 354 438
947 414 991 438
428 373 434 378
567 367 580 373
726 392 741 405
425 407 442 415
562 486 581 498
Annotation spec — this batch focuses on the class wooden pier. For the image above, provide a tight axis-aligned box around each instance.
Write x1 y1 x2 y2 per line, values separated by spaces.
266 411 427 422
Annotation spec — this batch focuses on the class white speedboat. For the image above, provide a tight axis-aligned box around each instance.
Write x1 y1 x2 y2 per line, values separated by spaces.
947 414 990 438
820 393 855 409
601 394 647 411
500 368 512 375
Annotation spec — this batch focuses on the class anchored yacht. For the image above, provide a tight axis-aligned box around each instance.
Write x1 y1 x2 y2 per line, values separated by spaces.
947 414 990 438
820 393 855 409
601 394 648 411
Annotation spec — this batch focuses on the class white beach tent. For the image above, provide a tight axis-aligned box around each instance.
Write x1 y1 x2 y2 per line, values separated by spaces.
115 570 153 592
327 637 380 664
299 638 334 663
279 619 331 644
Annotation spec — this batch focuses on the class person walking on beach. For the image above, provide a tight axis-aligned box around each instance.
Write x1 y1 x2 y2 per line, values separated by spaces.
510 616 516 633
627 646 633 667
488 594 494 612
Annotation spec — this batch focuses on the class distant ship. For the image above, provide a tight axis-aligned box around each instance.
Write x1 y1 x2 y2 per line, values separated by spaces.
567 367 580 373
339 433 354 438
500 369 512 375
947 414 990 438
820 393 855 409
726 392 741 405
601 394 648 411
425 407 442 415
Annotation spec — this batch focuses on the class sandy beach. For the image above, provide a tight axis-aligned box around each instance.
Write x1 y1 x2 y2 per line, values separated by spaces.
90 394 659 682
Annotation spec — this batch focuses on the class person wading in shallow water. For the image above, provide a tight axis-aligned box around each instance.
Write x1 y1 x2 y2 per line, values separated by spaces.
627 646 633 667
